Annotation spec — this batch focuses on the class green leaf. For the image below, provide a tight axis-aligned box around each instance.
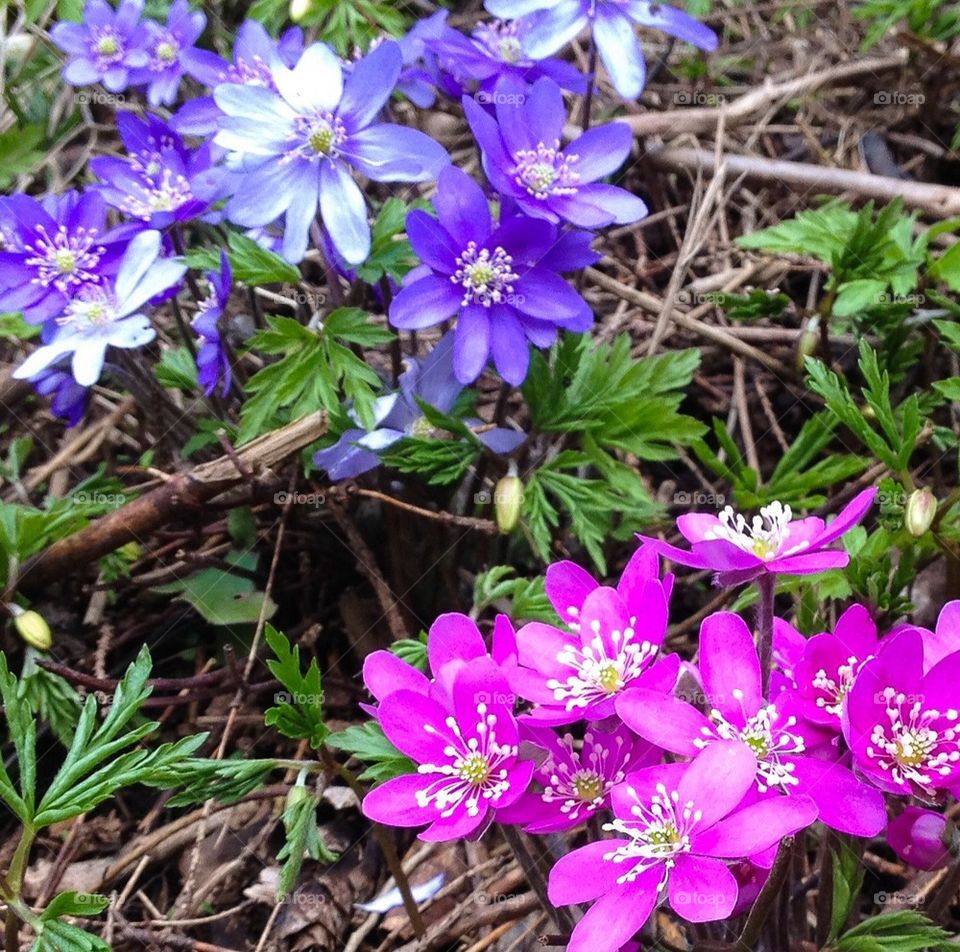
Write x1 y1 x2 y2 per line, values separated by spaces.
0 125 45 188
30 918 110 952
471 566 559 624
389 635 428 672
835 911 956 951
833 278 889 316
0 312 41 340
263 625 329 748
380 436 481 486
277 785 338 899
155 346 199 391
187 231 300 285
933 377 960 400
41 892 110 921
326 722 415 783
829 837 865 942
152 553 276 626
0 651 35 821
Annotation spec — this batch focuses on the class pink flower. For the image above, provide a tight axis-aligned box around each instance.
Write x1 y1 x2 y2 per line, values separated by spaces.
617 612 887 837
843 628 960 798
496 723 660 833
887 806 952 870
640 488 877 585
547 743 816 952
361 656 534 841
508 578 678 724
893 599 960 672
789 604 879 730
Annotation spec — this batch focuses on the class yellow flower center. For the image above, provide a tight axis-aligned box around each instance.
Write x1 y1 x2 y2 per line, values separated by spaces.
458 752 491 785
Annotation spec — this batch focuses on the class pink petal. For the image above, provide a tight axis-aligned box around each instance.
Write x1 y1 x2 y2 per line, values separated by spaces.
363 650 429 703
788 757 887 837
548 840 634 905
699 612 763 723
567 873 660 952
545 560 598 624
669 854 738 922
616 688 708 756
694 794 817 857
678 741 759 828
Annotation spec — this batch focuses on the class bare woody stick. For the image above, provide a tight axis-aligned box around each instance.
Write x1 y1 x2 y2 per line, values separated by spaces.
13 411 328 594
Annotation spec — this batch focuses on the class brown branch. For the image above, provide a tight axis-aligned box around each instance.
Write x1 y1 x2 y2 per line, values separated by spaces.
13 412 328 594
648 145 960 219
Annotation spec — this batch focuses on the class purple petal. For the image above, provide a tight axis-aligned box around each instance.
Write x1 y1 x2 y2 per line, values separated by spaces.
624 0 719 50
453 305 491 382
490 305 530 384
616 689 709 756
567 874 659 952
788 757 887 837
699 612 763 723
435 167 491 247
572 122 635 180
545 560 598 623
389 274 461 330
363 650 429 703
694 794 818 857
319 161 370 265
339 40 402 129
669 854 738 922
678 741 759 827
521 0 589 59
594 11 647 99
362 773 435 828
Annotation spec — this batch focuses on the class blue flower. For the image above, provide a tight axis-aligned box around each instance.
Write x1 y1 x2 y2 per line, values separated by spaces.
192 250 233 396
50 0 149 93
388 166 597 385
213 40 450 265
128 0 207 106
89 113 227 229
464 76 647 228
30 367 90 428
172 20 305 137
0 190 126 325
484 0 719 99
314 333 525 480
13 230 186 387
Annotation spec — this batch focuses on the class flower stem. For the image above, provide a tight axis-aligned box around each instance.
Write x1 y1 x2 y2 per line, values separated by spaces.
756 573 776 697
581 34 598 131
736 836 793 950
499 824 577 935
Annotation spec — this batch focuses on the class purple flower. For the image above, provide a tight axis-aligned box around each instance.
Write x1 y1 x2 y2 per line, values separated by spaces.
843 628 960 798
50 0 149 93
894 599 960 672
13 230 185 386
29 367 90 427
362 612 495 718
496 723 659 832
213 40 450 265
547 743 817 951
128 0 206 106
617 612 888 837
361 656 535 841
790 604 879 730
192 249 232 396
172 20 305 136
90 113 225 228
465 76 646 228
389 166 594 385
888 807 952 870
314 333 525 480
545 542 674 629
639 489 878 586
508 577 677 725
485 0 719 99
395 11 449 108
0 191 125 325
429 18 586 97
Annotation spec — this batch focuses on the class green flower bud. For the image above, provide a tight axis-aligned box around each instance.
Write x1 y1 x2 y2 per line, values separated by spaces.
494 465 524 535
289 0 315 22
905 487 936 537
10 605 52 651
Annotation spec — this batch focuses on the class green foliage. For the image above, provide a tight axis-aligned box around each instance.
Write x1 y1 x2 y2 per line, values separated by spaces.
692 412 868 509
155 346 200 392
523 334 705 460
389 634 428 672
357 198 427 285
842 526 917 620
264 625 329 748
380 436 481 486
247 0 408 51
805 341 928 476
832 911 956 951
471 566 560 625
152 552 276 626
239 311 393 442
326 722 415 784
829 837 867 942
854 0 960 48
187 230 300 285
277 783 337 899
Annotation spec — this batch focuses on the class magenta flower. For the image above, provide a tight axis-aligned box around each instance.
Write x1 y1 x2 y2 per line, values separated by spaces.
547 743 816 952
888 807 951 870
617 612 887 837
640 488 877 585
362 611 498 716
789 604 879 730
843 628 960 798
463 76 647 228
544 542 673 630
496 723 659 833
509 578 678 725
894 599 960 672
361 656 534 841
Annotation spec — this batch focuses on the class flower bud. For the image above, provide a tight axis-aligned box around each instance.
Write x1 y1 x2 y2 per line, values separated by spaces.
285 783 311 811
888 807 950 870
796 318 819 371
9 605 52 651
905 487 936 537
289 0 315 21
494 465 524 534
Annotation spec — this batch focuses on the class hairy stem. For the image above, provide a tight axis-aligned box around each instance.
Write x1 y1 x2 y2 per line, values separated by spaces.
736 836 793 950
756 573 776 697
